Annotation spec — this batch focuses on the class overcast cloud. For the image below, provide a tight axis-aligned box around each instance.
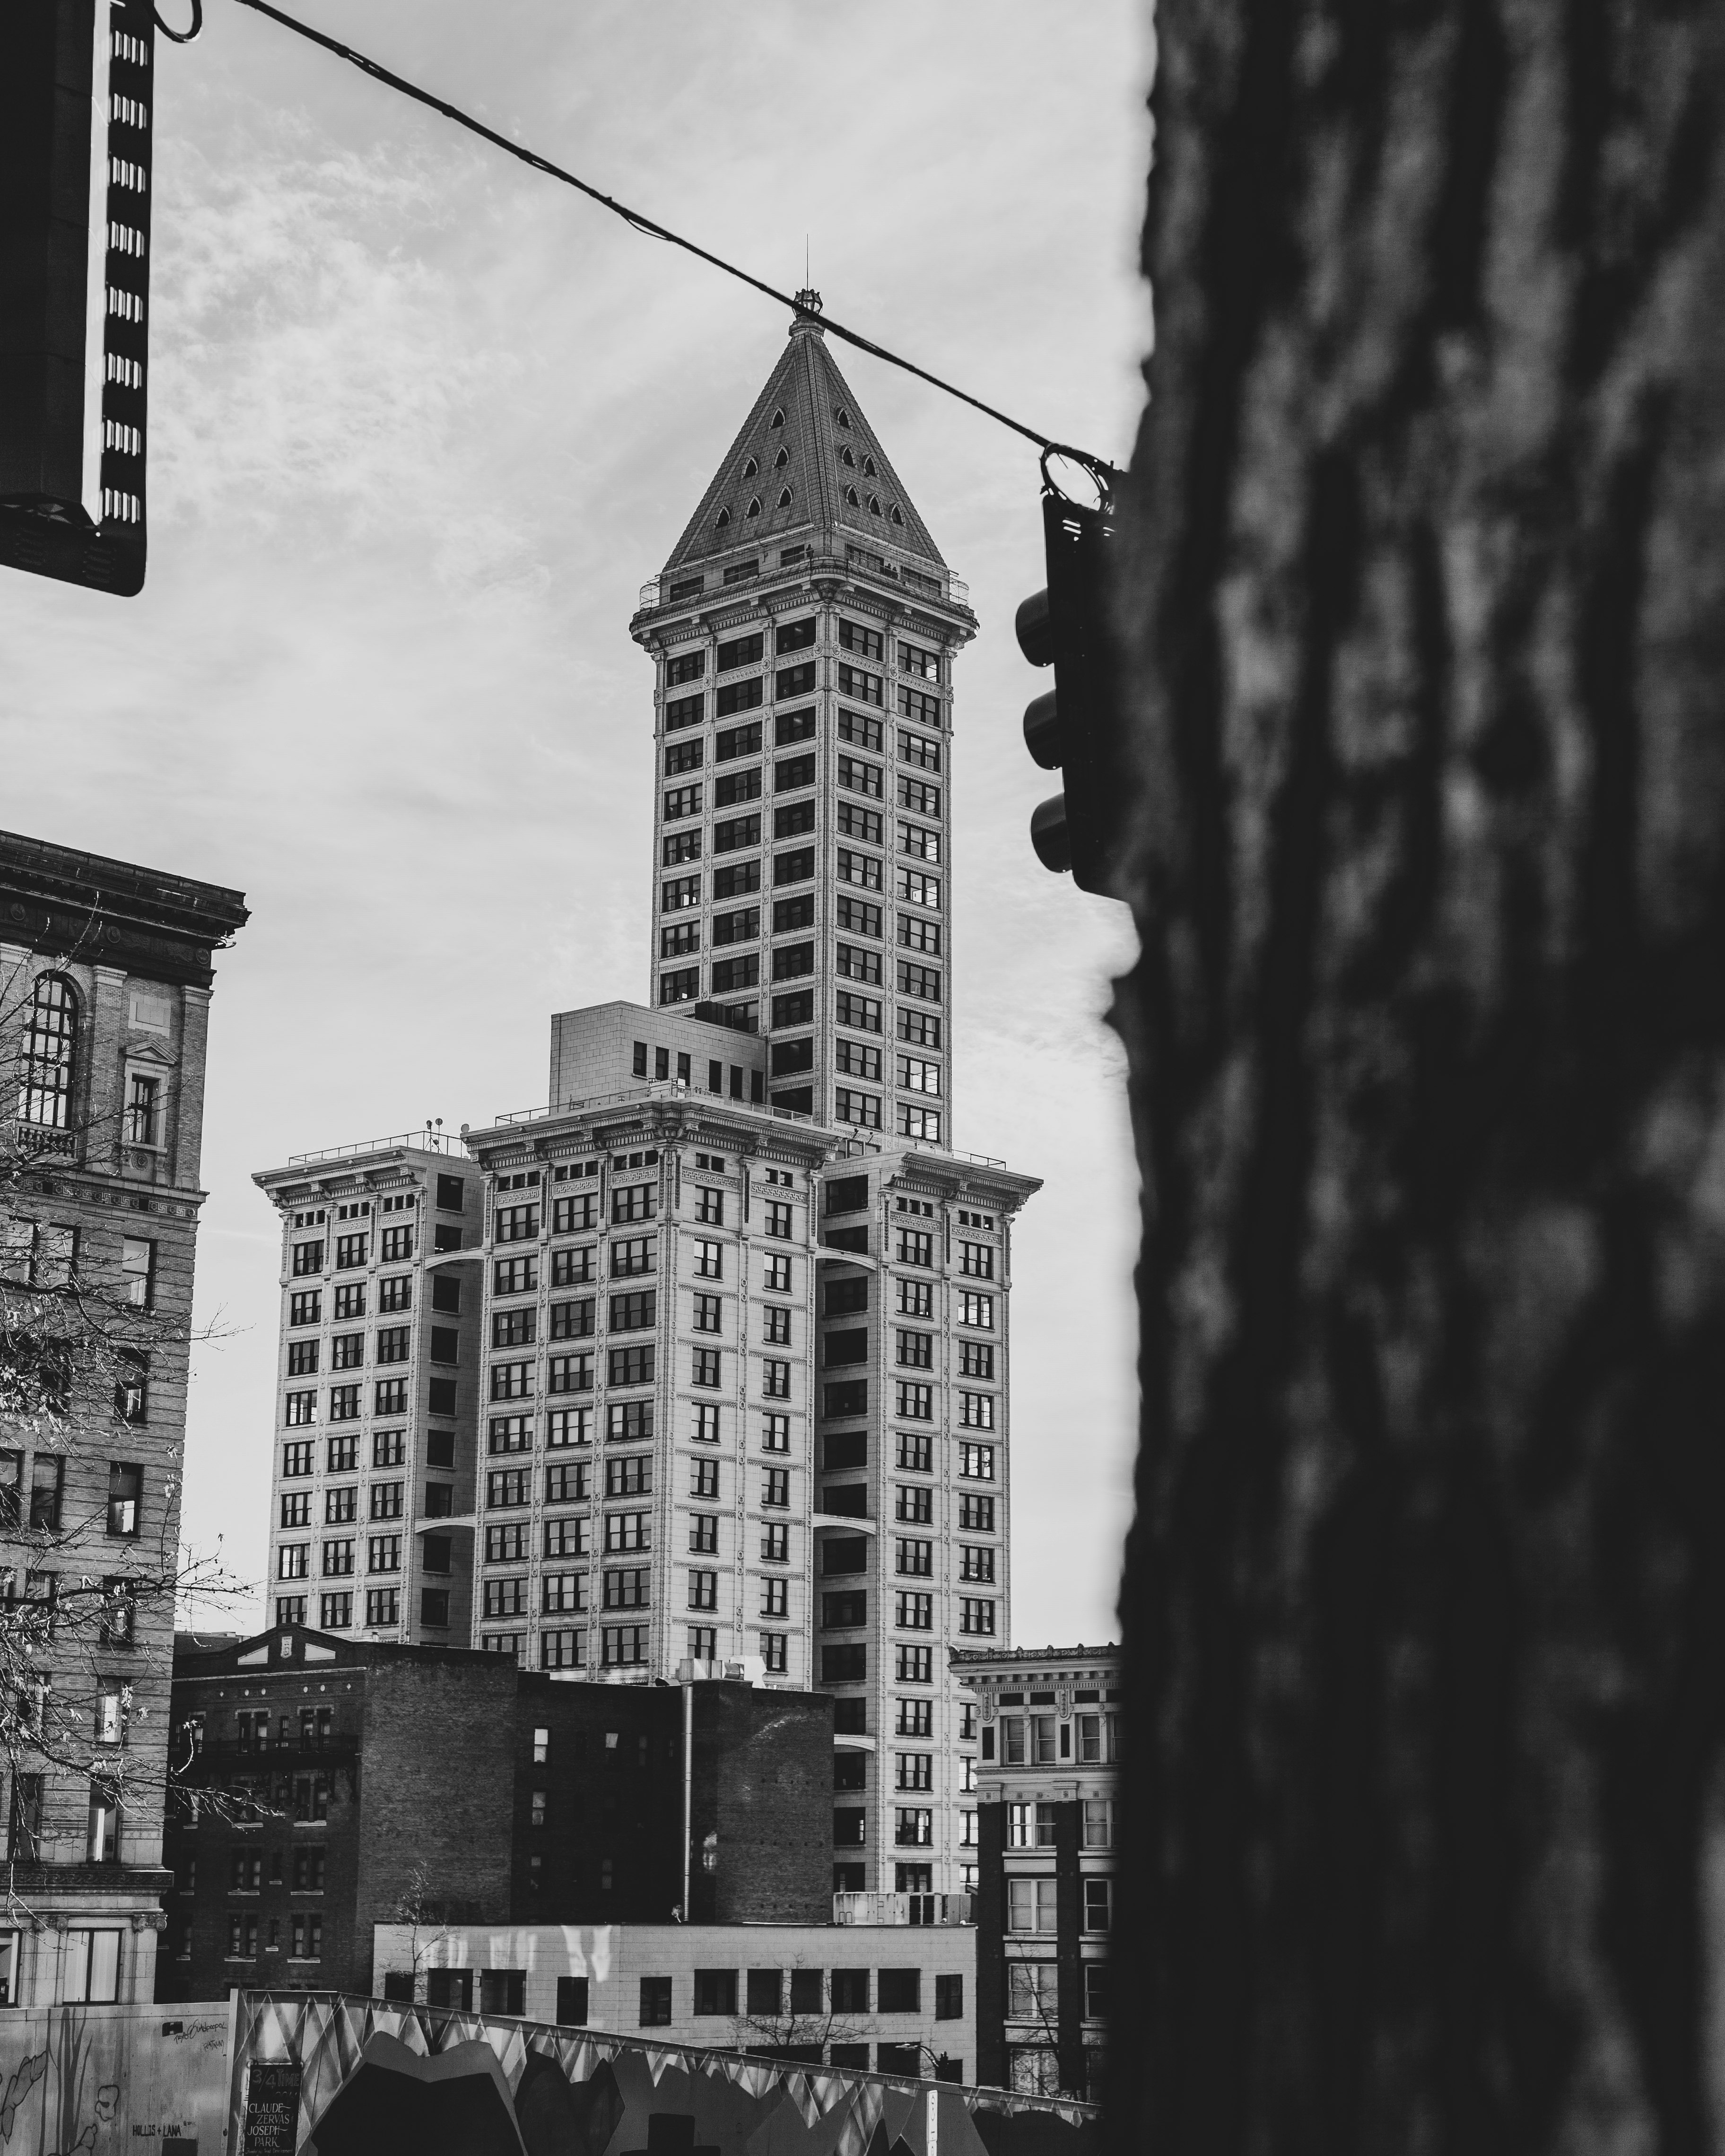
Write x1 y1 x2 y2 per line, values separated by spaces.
0 0 1151 1647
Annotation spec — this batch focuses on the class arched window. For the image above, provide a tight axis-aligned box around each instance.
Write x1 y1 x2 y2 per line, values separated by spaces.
21 975 78 1129
835 408 852 430
777 488 793 509
863 456 877 477
774 448 789 469
845 487 859 507
868 496 881 517
840 447 856 469
715 506 731 529
742 457 758 478
770 409 785 429
890 506 905 526
746 496 762 519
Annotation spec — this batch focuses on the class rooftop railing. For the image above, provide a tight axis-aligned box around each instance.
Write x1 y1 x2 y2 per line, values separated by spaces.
633 554 972 616
287 1128 464 1169
468 1087 1005 1170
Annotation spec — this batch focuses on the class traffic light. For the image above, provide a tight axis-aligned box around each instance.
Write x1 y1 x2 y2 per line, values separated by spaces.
1015 477 1124 895
0 0 157 597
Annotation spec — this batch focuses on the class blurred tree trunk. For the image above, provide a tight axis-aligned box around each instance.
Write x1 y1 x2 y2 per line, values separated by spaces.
1107 3 1725 2151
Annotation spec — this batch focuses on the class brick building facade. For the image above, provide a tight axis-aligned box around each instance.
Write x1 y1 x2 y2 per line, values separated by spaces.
0 828 246 2005
158 1623 833 2001
954 1645 1119 2101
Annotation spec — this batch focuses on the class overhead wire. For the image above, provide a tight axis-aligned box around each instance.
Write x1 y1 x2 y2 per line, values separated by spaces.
223 0 1115 487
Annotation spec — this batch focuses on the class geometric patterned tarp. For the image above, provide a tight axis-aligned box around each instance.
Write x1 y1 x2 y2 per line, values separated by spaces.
227 1991 1101 2156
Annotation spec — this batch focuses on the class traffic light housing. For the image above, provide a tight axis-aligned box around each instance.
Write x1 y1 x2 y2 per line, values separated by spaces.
1016 481 1124 895
0 0 157 596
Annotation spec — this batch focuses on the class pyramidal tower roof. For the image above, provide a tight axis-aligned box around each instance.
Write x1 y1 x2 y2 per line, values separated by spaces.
662 296 947 577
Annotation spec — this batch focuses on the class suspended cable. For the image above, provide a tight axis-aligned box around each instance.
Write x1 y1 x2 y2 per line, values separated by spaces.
225 0 1113 477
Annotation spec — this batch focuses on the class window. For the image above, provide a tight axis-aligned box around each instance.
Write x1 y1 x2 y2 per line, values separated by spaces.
87 1780 121 1863
688 1570 718 1611
121 1236 154 1309
1084 1878 1113 1933
960 1391 995 1430
63 1928 121 2004
29 1456 62 1530
836 802 884 845
1009 1879 1060 1935
639 1976 673 2026
896 1538 933 1577
959 1443 995 1480
897 1644 932 1683
763 1467 790 1509
105 1461 141 1537
831 1968 870 2013
113 1351 148 1424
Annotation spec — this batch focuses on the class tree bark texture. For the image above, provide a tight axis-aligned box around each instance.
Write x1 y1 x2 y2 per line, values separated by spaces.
1109 3 1725 2151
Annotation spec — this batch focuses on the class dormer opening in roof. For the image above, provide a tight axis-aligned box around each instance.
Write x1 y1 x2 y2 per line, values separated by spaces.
845 487 859 506
746 497 761 519
869 496 881 517
863 456 877 477
774 448 789 468
715 506 731 528
778 488 793 508
742 457 758 478
840 447 856 468
770 409 785 428
891 506 905 525
836 408 852 429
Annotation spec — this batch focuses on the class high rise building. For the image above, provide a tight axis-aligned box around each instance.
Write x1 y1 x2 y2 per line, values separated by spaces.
0 829 247 2003
250 303 1038 1901
630 295 973 1149
253 1138 486 1647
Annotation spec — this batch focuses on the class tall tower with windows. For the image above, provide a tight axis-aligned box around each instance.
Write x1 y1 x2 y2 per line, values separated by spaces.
632 295 974 1150
618 307 1039 1899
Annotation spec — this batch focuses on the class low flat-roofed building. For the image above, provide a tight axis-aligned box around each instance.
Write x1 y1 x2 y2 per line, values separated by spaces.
548 1000 767 1111
371 1917 974 2083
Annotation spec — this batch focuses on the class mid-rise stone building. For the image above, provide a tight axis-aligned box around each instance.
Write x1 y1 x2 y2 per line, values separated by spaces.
955 1644 1120 2102
253 1139 486 1647
0 828 247 2004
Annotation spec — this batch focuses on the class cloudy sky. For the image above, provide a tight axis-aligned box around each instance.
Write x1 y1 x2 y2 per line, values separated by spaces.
3 0 1151 1645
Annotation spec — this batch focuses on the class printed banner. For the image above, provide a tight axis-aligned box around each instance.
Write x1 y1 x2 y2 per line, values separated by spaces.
228 1991 1100 2156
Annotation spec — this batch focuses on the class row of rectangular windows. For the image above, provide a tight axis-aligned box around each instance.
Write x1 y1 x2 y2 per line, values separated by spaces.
659 813 940 872
664 618 937 682
661 909 944 959
663 770 942 821
476 1625 790 1673
660 862 941 915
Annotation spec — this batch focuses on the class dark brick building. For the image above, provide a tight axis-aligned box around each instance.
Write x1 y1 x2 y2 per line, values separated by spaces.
511 1668 832 1925
954 1645 1119 2102
158 1624 833 2001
